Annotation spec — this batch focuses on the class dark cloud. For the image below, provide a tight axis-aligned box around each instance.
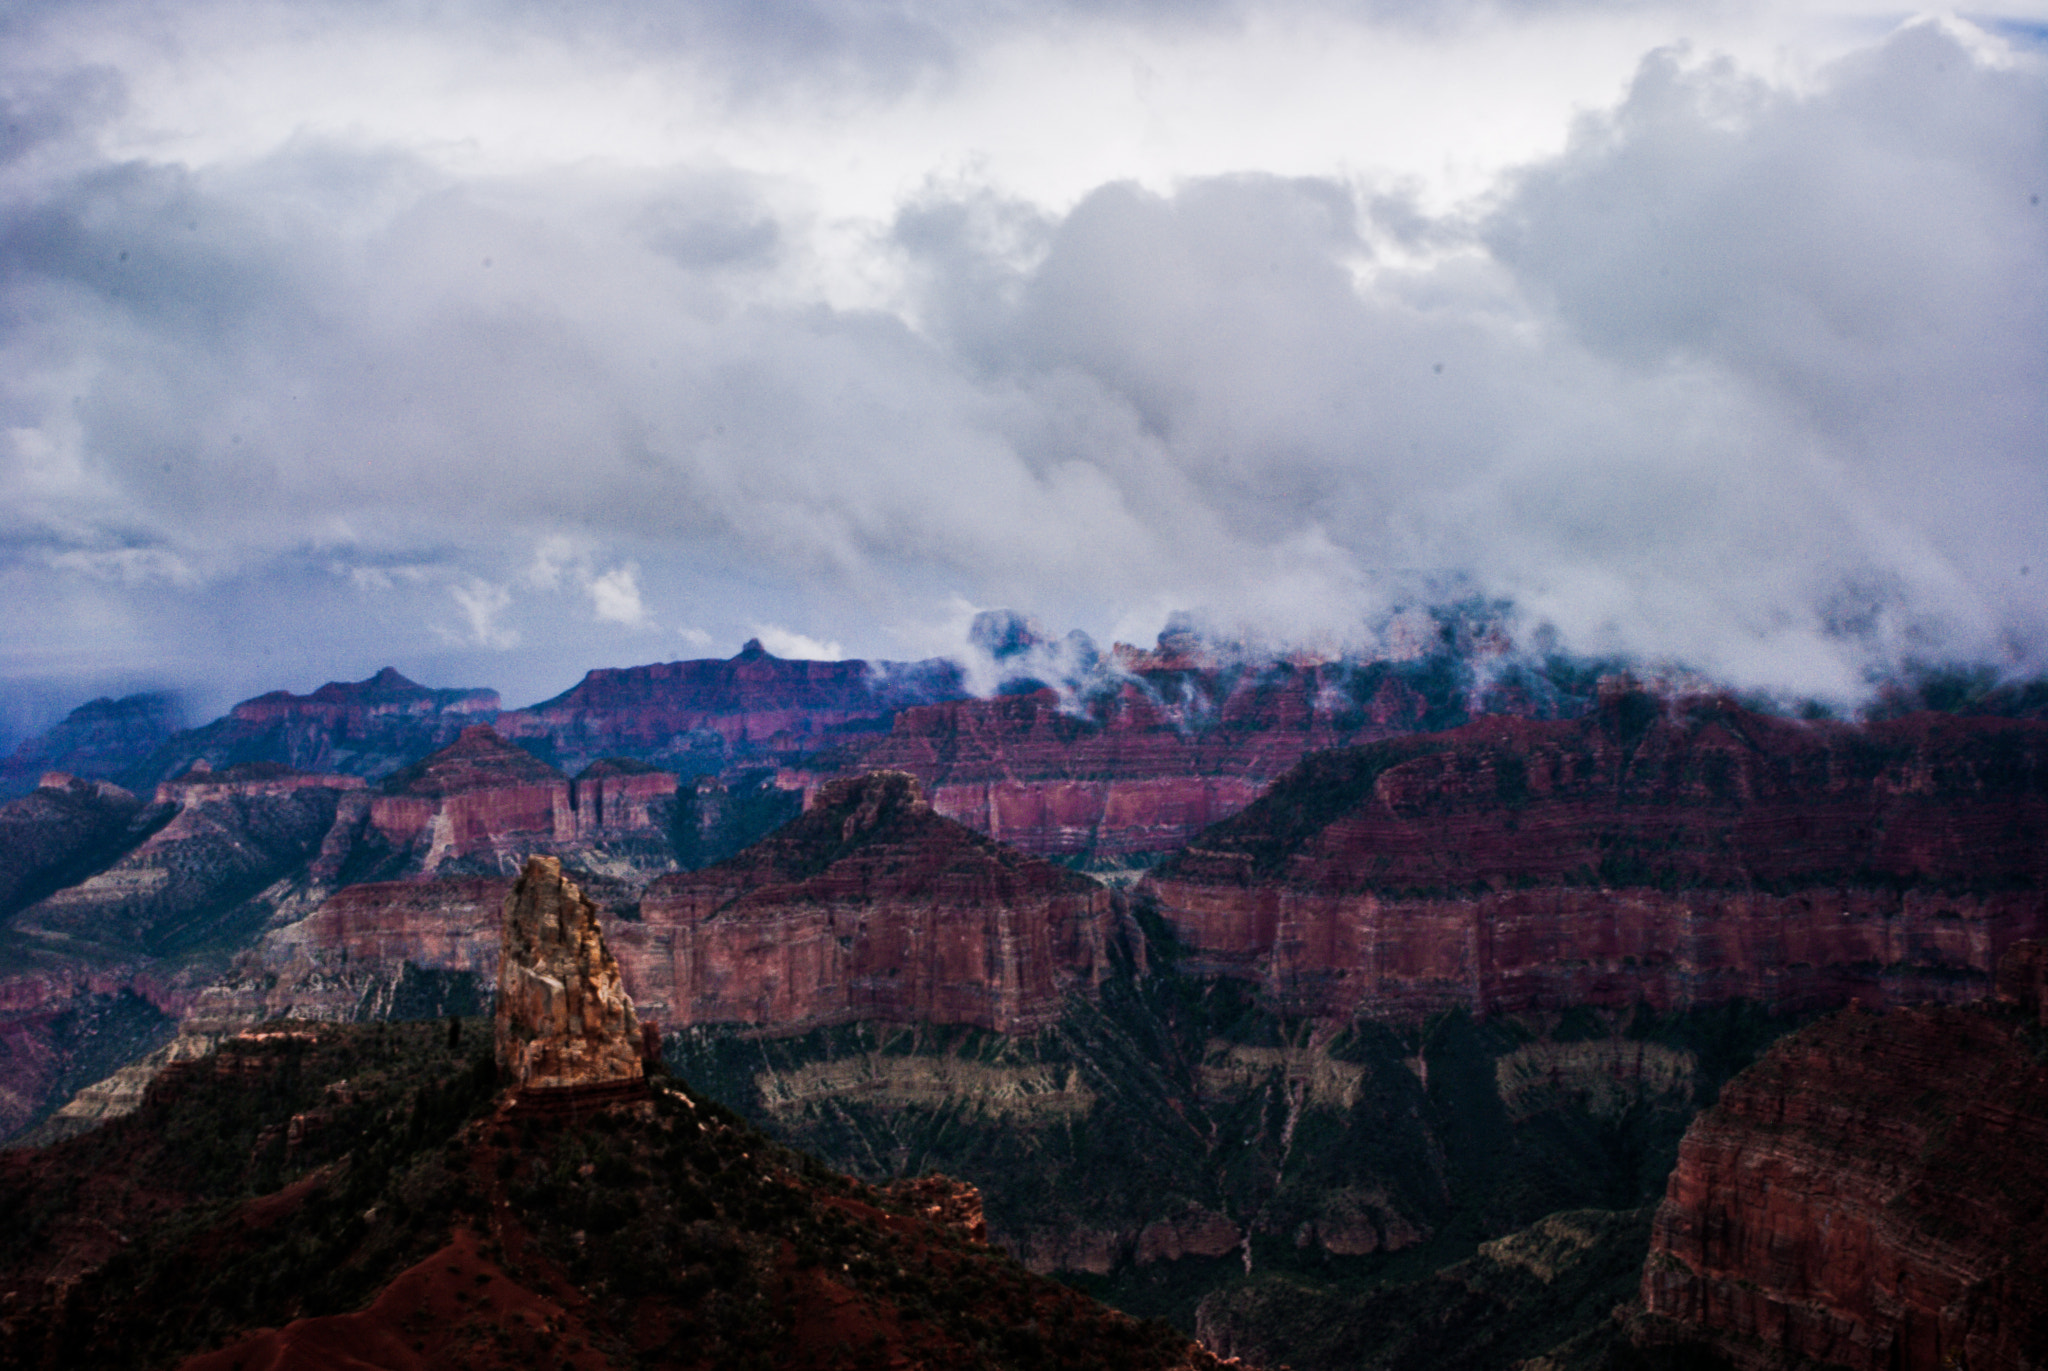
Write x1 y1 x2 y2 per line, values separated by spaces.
0 9 2040 714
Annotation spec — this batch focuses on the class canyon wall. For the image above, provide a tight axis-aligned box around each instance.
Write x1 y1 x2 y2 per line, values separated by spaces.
338 724 681 879
1639 946 2048 1369
0 961 193 1142
1145 883 2039 1020
846 644 1595 865
621 771 1113 1033
1146 692 2048 1019
13 765 361 958
493 639 966 775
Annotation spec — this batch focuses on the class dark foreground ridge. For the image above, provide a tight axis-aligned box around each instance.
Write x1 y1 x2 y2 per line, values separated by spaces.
0 839 1225 1369
0 1018 1228 1370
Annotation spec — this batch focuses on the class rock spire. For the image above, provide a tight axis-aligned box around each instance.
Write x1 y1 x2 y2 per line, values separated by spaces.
495 855 644 1093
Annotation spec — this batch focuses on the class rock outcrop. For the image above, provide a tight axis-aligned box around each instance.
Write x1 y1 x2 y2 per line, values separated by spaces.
1144 692 2048 1018
336 725 681 879
0 773 148 917
12 763 360 959
621 771 1113 1033
1640 943 2048 1370
495 856 644 1094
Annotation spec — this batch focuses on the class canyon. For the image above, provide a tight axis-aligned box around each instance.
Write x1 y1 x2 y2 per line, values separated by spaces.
622 770 1113 1034
1144 684 2048 1019
181 771 1114 1046
6 638 2048 1367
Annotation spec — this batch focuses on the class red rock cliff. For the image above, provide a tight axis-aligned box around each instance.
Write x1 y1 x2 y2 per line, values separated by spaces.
1145 693 2048 1017
136 667 500 790
844 651 1581 865
492 640 965 774
353 726 679 875
620 771 1112 1033
1640 947 2048 1369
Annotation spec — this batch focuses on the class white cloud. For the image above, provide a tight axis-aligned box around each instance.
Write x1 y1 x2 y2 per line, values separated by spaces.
0 2 2041 708
48 546 202 587
446 578 519 650
751 625 846 661
587 564 648 627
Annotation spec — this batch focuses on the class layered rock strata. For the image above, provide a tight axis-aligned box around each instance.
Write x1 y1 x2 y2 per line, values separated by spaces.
493 638 966 774
183 877 512 1032
12 764 359 958
0 962 191 1141
621 771 1112 1033
495 855 644 1094
26 878 511 1137
347 725 680 877
848 644 1592 865
1641 945 2048 1369
1145 692 2048 1018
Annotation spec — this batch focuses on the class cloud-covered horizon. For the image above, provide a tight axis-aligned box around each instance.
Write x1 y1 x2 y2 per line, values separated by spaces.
2 0 2043 725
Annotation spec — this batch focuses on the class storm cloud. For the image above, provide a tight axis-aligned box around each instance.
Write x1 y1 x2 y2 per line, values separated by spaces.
1 0 2042 719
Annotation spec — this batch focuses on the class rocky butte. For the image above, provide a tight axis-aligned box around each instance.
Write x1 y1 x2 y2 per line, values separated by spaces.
1639 940 2048 1369
492 638 967 775
494 854 645 1097
133 667 500 791
1143 685 2048 1019
337 724 681 880
621 770 1113 1034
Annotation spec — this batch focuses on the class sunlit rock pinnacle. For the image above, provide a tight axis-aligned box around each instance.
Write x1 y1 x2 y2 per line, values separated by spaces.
495 855 644 1093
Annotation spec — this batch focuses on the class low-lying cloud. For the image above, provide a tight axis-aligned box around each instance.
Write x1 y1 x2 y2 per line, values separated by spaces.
0 1 2041 719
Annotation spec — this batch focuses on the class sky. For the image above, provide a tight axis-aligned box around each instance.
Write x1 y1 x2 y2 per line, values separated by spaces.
1 0 2044 728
